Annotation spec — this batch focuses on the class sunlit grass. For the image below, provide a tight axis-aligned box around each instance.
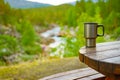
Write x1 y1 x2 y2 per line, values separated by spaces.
0 57 87 80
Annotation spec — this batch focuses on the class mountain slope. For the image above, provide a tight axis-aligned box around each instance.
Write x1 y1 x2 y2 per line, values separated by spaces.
4 0 52 9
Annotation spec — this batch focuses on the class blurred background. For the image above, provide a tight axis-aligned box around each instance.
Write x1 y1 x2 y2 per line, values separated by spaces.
0 0 120 80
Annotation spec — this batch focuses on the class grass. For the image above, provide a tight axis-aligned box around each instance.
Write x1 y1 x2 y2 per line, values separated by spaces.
0 57 87 80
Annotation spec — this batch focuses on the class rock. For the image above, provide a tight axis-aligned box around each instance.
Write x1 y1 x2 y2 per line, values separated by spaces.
116 36 120 41
57 31 66 37
40 37 55 45
3 53 22 64
104 35 111 41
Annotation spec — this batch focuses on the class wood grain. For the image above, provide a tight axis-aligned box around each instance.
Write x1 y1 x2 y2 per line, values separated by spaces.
79 41 120 79
40 68 104 80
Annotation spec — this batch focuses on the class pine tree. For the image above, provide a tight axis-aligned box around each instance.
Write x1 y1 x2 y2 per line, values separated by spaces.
97 0 107 18
0 0 11 25
75 0 86 16
86 0 95 16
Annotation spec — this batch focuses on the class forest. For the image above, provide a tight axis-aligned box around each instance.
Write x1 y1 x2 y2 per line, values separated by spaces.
0 0 120 64
0 0 120 79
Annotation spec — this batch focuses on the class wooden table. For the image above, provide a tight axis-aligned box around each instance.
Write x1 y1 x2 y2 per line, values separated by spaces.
79 41 120 80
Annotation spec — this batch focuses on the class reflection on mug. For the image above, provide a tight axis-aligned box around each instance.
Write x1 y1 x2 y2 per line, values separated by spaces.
84 22 104 48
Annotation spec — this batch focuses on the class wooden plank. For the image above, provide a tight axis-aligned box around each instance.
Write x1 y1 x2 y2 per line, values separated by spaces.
77 73 105 80
101 56 120 64
113 64 120 75
79 41 120 55
79 53 84 62
99 61 113 76
40 68 104 80
84 57 99 71
40 68 91 80
84 49 120 60
89 74 105 80
47 69 98 80
96 44 120 52
100 56 120 75
96 41 120 47
80 45 120 55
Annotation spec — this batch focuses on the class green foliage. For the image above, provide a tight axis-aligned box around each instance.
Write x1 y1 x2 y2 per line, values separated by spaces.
63 5 104 57
0 0 120 60
66 7 77 27
0 0 24 25
0 60 6 66
64 37 83 57
0 35 19 58
20 54 35 61
18 20 36 46
22 4 73 26
103 11 120 33
86 0 95 16
113 27 120 38
24 44 41 55
97 0 107 18
15 20 41 55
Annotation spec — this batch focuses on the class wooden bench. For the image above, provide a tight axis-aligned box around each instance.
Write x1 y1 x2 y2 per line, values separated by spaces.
40 67 105 80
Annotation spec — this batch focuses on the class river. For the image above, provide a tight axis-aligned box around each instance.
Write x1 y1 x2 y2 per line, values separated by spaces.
40 26 65 58
41 27 63 47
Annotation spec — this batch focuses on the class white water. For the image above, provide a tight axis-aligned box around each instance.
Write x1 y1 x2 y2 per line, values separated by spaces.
40 27 64 48
41 27 60 38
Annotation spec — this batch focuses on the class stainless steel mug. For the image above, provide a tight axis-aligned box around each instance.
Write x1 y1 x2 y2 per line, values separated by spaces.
84 22 104 48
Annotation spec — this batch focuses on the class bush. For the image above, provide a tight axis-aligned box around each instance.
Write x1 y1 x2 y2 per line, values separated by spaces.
20 54 35 61
24 44 41 55
15 20 36 46
0 35 20 58
15 20 42 55
113 27 120 38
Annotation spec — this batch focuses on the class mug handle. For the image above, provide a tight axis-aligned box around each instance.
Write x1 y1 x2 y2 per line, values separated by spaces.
97 24 104 37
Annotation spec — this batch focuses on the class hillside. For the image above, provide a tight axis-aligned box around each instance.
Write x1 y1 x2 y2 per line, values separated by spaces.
4 0 52 8
22 4 73 25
